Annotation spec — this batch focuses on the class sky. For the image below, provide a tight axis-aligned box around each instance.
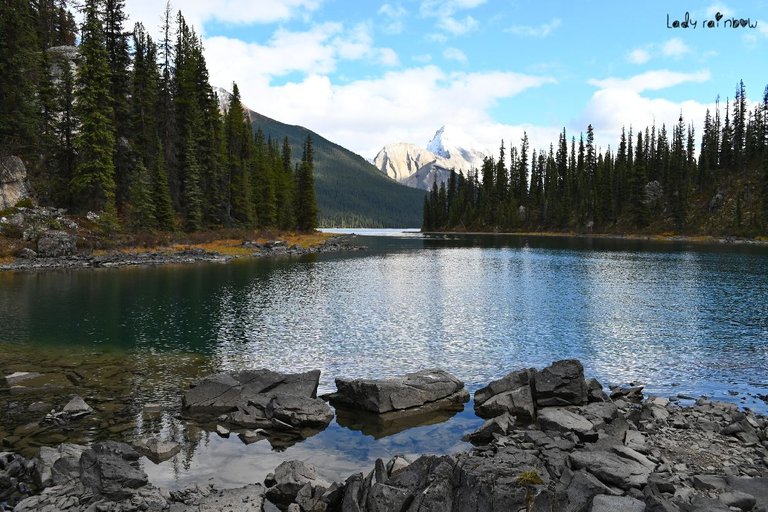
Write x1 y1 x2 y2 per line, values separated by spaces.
121 0 768 160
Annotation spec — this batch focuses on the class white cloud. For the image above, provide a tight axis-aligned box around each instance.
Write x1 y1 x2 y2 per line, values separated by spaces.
506 18 562 38
438 15 479 35
207 56 554 157
443 47 467 63
580 70 722 153
378 3 408 35
419 0 485 38
413 54 432 63
705 3 734 19
123 0 321 36
627 48 651 64
661 38 691 58
588 69 711 93
205 22 398 81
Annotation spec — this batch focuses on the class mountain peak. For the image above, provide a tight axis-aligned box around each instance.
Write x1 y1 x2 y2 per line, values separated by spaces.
425 124 483 160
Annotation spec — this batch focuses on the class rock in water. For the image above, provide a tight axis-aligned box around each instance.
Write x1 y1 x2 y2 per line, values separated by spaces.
265 460 330 507
183 369 321 414
328 369 467 413
79 442 148 500
133 437 182 464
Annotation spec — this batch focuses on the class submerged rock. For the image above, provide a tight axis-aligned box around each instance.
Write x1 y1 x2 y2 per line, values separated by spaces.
328 369 468 414
133 437 182 464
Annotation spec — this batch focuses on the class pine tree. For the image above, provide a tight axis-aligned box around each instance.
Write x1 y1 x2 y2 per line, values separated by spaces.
295 133 318 231
151 140 174 229
276 136 296 229
72 0 118 216
223 83 253 225
0 0 40 159
104 0 133 211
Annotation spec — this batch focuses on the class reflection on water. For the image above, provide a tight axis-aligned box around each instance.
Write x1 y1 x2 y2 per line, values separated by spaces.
1 231 768 488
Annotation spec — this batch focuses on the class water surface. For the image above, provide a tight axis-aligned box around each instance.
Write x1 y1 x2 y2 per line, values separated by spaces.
1 230 767 488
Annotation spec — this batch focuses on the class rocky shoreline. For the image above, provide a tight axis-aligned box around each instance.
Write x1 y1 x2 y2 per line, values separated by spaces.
1 360 766 511
0 235 363 272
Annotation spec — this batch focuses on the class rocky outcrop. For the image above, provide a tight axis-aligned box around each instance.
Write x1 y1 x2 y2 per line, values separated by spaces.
0 156 30 210
183 369 333 443
474 359 593 424
327 369 468 414
36 230 76 257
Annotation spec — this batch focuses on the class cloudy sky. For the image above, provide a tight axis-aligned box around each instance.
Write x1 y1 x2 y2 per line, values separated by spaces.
122 0 768 159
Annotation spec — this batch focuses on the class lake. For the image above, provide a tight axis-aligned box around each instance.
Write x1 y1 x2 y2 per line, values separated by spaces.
1 230 767 488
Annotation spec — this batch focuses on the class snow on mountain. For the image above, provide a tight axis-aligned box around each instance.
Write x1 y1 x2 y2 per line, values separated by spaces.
372 125 488 191
372 143 437 182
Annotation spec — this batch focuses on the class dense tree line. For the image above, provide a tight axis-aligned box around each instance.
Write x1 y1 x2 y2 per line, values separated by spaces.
0 0 317 231
424 81 768 236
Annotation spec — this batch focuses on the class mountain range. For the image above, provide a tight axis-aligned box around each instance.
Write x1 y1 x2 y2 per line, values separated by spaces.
372 125 488 191
215 88 425 228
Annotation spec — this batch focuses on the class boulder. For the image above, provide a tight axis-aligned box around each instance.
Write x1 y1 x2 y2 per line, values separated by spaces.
534 359 588 407
36 230 76 257
266 394 334 430
719 491 757 511
183 369 321 414
569 450 652 490
35 443 87 488
78 441 148 501
463 412 515 444
265 460 330 508
0 155 30 210
62 395 93 415
328 369 467 414
474 368 536 422
586 378 609 402
133 437 182 464
537 408 594 436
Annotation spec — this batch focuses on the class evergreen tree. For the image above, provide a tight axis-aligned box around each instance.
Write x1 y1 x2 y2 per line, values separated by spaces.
0 0 40 158
104 0 133 210
518 132 529 203
72 0 118 216
223 83 253 225
295 133 318 231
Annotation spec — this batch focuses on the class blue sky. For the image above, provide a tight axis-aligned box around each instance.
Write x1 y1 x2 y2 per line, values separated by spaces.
124 0 768 158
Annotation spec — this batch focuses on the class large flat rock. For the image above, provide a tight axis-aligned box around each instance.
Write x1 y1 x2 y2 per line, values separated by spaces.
329 369 466 414
569 450 652 490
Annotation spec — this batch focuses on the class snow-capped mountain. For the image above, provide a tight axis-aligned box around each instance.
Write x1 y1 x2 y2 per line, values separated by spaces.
372 125 488 191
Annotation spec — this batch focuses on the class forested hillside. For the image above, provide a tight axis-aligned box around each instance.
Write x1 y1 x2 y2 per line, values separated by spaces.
0 0 421 232
424 83 768 237
246 111 426 228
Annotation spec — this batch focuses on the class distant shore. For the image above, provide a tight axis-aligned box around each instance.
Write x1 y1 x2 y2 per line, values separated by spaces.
423 229 768 246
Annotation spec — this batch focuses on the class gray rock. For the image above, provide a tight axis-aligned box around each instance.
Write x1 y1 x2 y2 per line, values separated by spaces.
265 460 330 507
590 494 645 512
475 368 534 406
169 483 266 511
238 429 266 445
726 476 768 508
183 369 321 414
329 369 466 414
36 443 87 488
133 437 182 464
3 371 42 386
37 230 76 257
79 442 148 501
267 394 334 430
610 385 644 402
463 412 515 444
692 474 728 491
62 395 93 415
475 385 536 422
17 247 36 259
0 155 30 210
558 470 622 512
719 490 757 511
586 378 609 402
569 450 652 490
538 407 594 435
534 359 588 407
624 430 647 453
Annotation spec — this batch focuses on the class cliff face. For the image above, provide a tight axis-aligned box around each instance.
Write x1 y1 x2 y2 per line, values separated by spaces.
0 156 30 210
